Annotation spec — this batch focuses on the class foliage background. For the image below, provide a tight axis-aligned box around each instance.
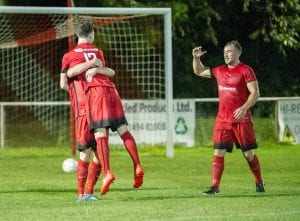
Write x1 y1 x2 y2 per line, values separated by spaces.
2 0 300 99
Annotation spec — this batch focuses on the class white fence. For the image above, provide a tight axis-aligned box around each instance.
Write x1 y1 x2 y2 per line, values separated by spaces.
1 97 299 149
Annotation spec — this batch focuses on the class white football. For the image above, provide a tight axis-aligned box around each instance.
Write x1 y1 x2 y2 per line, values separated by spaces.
62 158 78 173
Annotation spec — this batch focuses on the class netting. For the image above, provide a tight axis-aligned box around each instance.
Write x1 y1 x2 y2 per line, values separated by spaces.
0 12 165 147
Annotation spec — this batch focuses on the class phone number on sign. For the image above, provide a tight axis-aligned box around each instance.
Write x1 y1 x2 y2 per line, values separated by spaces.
131 122 166 131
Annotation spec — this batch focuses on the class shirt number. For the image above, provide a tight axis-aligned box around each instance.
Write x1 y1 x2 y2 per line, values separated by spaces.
83 52 96 61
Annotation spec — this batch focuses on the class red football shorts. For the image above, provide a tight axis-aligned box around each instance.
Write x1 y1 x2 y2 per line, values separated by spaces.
75 115 96 151
213 121 257 152
86 86 127 131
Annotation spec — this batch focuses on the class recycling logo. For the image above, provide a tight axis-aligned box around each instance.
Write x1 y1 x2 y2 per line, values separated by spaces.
175 117 188 135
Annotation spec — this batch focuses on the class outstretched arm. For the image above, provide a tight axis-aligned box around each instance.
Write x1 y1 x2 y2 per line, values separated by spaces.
233 80 260 120
192 46 212 78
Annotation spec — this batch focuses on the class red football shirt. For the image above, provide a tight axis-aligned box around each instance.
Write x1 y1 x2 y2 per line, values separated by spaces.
212 62 257 122
61 42 115 117
61 61 86 118
62 42 115 89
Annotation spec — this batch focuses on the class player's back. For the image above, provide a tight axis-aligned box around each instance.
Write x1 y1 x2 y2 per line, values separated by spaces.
69 42 115 89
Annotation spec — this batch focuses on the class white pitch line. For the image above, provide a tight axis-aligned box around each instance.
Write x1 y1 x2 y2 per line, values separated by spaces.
149 211 300 221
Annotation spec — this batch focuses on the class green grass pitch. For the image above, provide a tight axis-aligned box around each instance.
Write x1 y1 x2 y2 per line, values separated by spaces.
0 143 300 221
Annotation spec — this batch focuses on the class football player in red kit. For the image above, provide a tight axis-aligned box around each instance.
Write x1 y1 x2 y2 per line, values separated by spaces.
60 56 113 201
192 40 264 194
65 21 144 196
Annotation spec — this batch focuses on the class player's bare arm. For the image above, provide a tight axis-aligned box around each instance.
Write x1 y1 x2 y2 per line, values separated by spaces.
192 46 211 78
60 73 69 92
67 59 115 81
86 67 115 82
66 58 101 78
233 80 260 120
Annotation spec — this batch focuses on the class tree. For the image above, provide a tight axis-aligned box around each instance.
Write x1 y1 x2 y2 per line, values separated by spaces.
243 0 300 54
5 0 298 97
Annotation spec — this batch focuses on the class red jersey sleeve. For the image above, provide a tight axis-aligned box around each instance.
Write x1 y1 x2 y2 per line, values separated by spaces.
243 65 257 83
61 53 70 73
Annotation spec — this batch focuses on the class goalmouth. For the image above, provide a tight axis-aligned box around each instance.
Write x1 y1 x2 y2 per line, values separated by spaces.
0 6 174 157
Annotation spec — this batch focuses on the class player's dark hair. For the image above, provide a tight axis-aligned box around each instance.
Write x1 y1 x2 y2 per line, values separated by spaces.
76 21 94 38
225 40 242 54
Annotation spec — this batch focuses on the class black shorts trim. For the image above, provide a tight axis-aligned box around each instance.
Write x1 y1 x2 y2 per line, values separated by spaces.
214 142 234 153
77 140 97 152
239 143 258 152
90 116 128 131
214 142 258 153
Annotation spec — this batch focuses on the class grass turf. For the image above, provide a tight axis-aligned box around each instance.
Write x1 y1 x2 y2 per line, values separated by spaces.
0 143 299 221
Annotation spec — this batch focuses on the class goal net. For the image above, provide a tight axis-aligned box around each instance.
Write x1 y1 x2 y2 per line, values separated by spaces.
0 7 173 156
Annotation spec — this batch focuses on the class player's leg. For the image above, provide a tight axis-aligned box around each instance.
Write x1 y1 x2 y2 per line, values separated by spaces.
94 128 115 195
86 87 115 195
203 121 233 195
243 149 264 192
234 122 264 192
75 115 93 201
117 124 140 166
77 148 91 201
85 150 101 200
94 128 111 176
203 149 226 195
111 87 144 188
117 124 144 188
84 129 101 200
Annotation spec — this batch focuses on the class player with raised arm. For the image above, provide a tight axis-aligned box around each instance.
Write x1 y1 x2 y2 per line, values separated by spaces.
192 40 265 194
66 21 144 195
60 57 110 202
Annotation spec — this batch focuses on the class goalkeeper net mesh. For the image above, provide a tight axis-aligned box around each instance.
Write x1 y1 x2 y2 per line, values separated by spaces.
0 12 165 147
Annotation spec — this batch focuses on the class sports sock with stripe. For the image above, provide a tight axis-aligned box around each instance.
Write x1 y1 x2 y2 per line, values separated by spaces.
77 159 89 196
247 154 263 184
121 131 140 169
85 160 101 194
211 155 224 189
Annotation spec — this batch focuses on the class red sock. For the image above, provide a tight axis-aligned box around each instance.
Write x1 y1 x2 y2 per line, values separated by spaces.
121 131 140 168
85 161 101 194
77 159 89 195
211 155 224 189
96 137 110 176
247 155 263 184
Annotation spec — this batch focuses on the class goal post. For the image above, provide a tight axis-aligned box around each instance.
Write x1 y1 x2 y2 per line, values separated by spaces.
0 6 174 157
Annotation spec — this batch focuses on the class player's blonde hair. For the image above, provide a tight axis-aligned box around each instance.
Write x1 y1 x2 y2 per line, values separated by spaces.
225 40 242 54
